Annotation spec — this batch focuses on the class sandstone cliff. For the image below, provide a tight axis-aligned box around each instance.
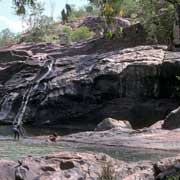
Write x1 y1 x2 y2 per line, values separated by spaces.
0 41 179 128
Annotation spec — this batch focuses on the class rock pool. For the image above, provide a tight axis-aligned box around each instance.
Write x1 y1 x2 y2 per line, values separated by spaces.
0 126 178 162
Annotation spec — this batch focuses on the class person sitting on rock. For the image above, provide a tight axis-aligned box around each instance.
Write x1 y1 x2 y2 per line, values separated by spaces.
48 133 58 142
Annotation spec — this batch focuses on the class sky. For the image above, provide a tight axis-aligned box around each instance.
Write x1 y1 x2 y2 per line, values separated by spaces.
0 0 88 33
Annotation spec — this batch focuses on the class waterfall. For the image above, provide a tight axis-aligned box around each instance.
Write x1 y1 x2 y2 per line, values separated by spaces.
0 93 19 120
14 88 33 126
13 56 54 126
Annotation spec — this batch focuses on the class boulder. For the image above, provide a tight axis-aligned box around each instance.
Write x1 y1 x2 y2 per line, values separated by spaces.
149 120 164 129
95 117 132 131
154 155 180 180
0 160 16 180
80 16 131 35
162 107 180 129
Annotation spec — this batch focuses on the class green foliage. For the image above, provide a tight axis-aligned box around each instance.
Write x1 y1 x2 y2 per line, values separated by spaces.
60 26 92 45
140 0 174 43
121 0 139 18
20 2 60 43
98 161 117 180
62 4 99 22
61 26 72 44
3 0 179 44
0 29 18 47
89 0 124 36
22 2 44 31
70 26 92 42
90 0 175 43
105 31 113 39
22 17 60 43
13 0 36 15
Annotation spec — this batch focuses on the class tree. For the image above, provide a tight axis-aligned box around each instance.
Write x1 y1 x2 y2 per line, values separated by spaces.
20 2 55 42
61 4 72 23
12 0 36 15
165 0 180 46
0 29 16 47
89 0 179 44
22 2 45 31
88 0 124 37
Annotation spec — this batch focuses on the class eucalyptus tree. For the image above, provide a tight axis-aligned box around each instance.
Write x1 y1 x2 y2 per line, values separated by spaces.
165 0 180 46
12 0 36 15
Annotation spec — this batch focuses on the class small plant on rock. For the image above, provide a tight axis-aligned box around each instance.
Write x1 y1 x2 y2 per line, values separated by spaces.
98 161 117 180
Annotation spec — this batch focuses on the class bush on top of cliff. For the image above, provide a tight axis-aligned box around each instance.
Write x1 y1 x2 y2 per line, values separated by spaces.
18 2 60 43
0 29 19 47
65 4 99 22
1 0 175 45
17 2 94 44
88 0 174 44
20 17 61 43
59 26 93 45
70 26 92 42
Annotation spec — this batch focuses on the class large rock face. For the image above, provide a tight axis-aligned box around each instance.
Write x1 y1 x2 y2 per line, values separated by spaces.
0 42 180 128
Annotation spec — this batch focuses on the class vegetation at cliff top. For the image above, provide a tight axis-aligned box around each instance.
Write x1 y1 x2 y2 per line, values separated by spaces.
0 0 180 47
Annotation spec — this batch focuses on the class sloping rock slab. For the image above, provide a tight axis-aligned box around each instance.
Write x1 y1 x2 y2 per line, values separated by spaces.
163 106 180 130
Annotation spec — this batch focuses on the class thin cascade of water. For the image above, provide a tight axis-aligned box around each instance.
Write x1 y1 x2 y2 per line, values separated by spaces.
13 57 54 126
14 88 33 126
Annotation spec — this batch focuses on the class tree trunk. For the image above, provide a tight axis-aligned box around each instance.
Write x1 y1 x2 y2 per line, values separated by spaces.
173 3 180 46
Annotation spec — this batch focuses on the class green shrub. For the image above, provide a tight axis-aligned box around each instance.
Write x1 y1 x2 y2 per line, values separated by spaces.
139 1 174 44
62 26 72 44
70 26 92 42
0 28 18 47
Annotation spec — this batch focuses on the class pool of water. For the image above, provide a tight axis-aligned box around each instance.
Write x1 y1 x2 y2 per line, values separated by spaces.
0 140 63 160
0 126 178 162
76 144 178 162
0 125 79 136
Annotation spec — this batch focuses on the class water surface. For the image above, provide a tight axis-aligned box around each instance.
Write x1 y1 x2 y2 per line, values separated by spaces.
0 126 178 162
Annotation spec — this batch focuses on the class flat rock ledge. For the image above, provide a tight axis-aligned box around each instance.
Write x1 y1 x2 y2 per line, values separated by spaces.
1 151 180 180
62 127 180 151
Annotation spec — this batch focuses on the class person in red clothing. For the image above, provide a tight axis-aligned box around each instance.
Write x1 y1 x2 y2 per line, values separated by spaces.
48 133 57 142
